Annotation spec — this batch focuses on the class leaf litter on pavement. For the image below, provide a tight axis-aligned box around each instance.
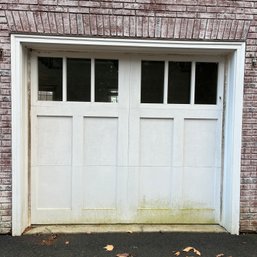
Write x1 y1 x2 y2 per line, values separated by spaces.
173 246 232 257
104 244 114 251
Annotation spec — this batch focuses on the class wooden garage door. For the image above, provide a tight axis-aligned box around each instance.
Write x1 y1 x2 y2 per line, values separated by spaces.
30 52 224 224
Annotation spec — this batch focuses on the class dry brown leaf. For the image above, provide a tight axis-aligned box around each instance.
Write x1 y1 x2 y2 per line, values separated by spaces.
216 254 224 257
174 251 181 256
104 244 114 251
40 234 58 246
116 253 131 257
194 249 201 256
183 247 195 252
183 246 201 256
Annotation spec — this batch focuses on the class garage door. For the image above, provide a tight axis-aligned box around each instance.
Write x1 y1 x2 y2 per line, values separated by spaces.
30 53 224 224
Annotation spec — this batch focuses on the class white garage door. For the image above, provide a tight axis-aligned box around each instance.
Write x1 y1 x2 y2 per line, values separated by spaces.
30 52 224 224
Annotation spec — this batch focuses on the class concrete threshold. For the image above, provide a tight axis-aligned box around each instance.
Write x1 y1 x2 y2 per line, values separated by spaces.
25 224 227 235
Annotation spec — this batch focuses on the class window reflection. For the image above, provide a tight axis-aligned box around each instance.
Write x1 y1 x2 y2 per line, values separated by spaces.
195 62 218 105
38 57 62 101
168 62 191 104
95 59 119 103
141 61 164 104
67 58 91 102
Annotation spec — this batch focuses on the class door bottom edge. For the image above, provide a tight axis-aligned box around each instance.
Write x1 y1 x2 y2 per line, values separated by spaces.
24 224 227 234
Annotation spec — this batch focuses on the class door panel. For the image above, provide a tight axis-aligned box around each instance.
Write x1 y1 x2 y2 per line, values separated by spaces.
128 59 223 223
31 54 224 224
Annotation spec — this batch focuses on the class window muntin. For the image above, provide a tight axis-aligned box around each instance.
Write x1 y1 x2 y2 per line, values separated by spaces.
140 60 219 105
37 57 119 103
37 56 219 105
141 61 165 104
38 57 63 101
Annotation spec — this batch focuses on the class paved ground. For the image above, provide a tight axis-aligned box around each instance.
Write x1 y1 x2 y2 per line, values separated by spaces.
0 232 256 257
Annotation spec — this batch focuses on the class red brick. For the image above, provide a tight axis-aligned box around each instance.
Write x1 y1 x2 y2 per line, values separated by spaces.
0 0 257 235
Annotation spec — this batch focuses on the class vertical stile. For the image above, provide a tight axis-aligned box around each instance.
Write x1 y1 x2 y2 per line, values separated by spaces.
63 57 67 102
91 58 95 102
164 60 169 104
190 61 196 105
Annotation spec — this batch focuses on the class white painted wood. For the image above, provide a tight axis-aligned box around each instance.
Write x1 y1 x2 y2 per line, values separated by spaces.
190 62 196 104
184 119 217 167
164 61 168 104
221 45 245 234
31 53 224 224
11 35 245 235
91 59 95 102
63 57 67 101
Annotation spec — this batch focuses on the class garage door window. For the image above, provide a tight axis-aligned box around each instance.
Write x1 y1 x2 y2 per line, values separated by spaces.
67 58 91 102
38 57 119 103
95 59 119 103
141 61 165 103
141 60 218 105
195 62 218 105
38 57 63 101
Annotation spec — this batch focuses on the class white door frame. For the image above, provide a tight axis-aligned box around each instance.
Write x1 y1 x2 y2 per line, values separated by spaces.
11 34 245 235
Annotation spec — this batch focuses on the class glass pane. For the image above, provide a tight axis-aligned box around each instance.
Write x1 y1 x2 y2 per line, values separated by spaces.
67 58 91 102
195 62 218 105
141 61 164 104
38 57 62 101
168 62 191 104
95 59 118 103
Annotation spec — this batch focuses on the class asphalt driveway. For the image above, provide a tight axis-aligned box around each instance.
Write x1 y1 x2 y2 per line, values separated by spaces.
0 232 256 257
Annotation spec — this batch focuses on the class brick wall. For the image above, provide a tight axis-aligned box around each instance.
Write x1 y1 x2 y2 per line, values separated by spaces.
0 0 257 233
0 7 11 234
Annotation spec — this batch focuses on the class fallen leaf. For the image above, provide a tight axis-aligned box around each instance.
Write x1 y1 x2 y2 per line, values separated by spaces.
104 244 114 251
183 247 195 252
216 254 224 257
194 249 201 256
174 251 181 256
40 234 58 246
116 253 132 257
127 230 133 234
183 246 201 256
51 234 57 239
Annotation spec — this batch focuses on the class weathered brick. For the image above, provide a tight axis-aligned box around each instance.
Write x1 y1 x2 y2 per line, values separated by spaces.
0 0 257 235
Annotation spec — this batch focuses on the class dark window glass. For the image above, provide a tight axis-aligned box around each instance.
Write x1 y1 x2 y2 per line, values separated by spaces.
38 57 62 101
195 62 218 105
67 58 91 102
141 61 164 104
168 62 191 104
95 59 118 103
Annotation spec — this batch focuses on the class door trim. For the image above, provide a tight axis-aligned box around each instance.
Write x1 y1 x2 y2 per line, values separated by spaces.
11 34 245 235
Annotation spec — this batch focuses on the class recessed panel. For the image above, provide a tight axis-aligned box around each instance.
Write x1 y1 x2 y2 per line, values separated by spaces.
84 117 118 165
182 167 215 209
139 167 171 209
37 166 72 209
184 119 217 167
37 116 72 165
140 118 173 166
82 166 117 209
